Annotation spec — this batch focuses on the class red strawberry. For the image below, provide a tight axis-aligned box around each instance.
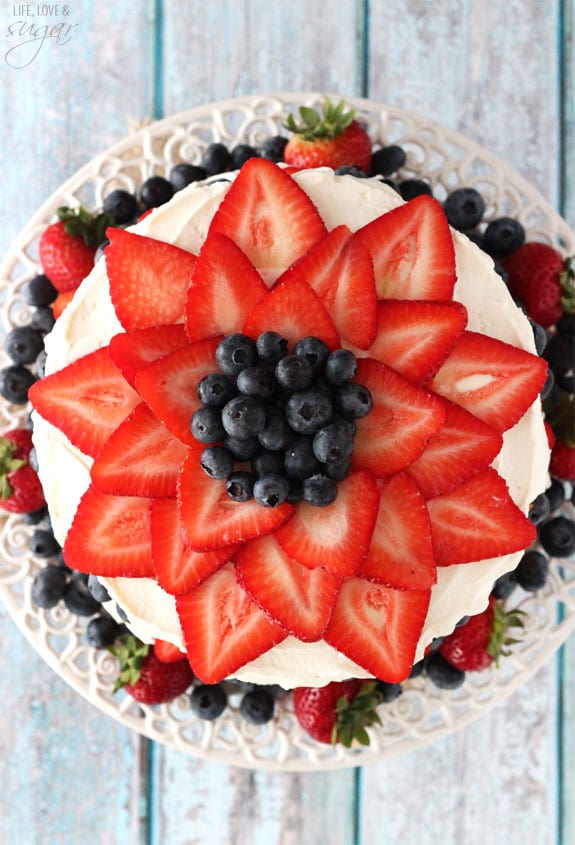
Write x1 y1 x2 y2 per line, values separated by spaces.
502 243 575 328
283 98 372 173
324 578 431 682
208 158 327 281
359 473 436 591
29 346 140 459
154 639 187 663
0 429 45 514
112 634 193 703
176 562 288 684
544 390 575 480
293 679 382 746
134 337 220 447
105 228 197 331
549 439 575 481
234 535 341 641
275 471 380 577
366 300 467 383
406 399 503 499
243 275 340 350
426 468 537 567
351 358 445 476
439 595 525 672
52 289 75 319
178 452 293 551
109 324 189 389
63 485 154 578
39 206 108 293
150 498 231 595
185 231 268 340
353 195 457 300
90 403 189 498
279 226 377 349
428 331 548 433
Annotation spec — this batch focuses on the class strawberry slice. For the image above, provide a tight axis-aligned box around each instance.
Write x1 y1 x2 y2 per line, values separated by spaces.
185 231 268 341
176 562 288 684
29 346 140 459
150 498 232 595
407 399 503 498
275 471 379 577
105 228 197 330
426 467 537 566
154 639 187 663
135 337 220 446
353 195 456 300
279 225 377 349
351 358 445 476
358 473 436 590
90 403 189 498
324 578 431 682
208 158 327 281
243 275 340 350
428 331 548 433
109 324 189 389
63 485 154 577
234 535 341 641
366 300 467 383
178 452 293 550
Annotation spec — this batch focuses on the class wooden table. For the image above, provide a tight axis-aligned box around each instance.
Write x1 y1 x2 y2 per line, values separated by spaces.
0 1 573 842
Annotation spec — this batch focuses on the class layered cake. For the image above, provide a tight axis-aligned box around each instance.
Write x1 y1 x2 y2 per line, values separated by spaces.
29 153 549 691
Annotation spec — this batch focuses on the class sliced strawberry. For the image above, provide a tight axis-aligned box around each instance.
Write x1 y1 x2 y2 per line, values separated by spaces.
185 231 268 341
29 346 140 459
105 228 197 330
150 498 231 595
109 324 189 389
178 452 293 550
154 639 187 663
279 226 377 349
135 337 220 446
351 358 445 476
234 535 341 641
426 468 537 567
358 473 436 590
407 399 503 498
176 562 288 684
324 578 431 682
353 195 456 300
243 275 340 350
90 403 189 498
366 300 467 383
63 485 154 577
428 331 548 433
275 471 379 577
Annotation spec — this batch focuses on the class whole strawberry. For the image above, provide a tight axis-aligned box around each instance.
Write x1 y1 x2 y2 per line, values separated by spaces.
39 206 112 293
283 97 372 173
293 679 381 746
439 595 525 672
550 439 575 481
502 243 575 328
0 428 46 514
111 634 193 704
544 391 574 480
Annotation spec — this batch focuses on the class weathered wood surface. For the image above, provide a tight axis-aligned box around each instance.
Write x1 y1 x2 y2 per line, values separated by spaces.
0 1 572 843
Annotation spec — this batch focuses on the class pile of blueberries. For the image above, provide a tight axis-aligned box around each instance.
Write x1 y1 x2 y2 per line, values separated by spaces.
192 332 371 507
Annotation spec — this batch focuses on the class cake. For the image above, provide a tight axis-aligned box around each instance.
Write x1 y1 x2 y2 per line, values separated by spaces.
29 152 550 692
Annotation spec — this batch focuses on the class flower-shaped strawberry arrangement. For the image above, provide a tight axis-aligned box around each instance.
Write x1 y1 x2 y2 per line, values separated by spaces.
30 159 547 685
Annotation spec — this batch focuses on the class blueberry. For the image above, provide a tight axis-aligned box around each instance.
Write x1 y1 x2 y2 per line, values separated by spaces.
64 577 101 616
258 407 291 452
88 574 111 603
544 333 573 380
253 473 289 507
483 217 525 258
197 373 237 408
31 305 56 334
200 445 235 479
312 422 354 464
21 505 48 525
35 349 47 379
231 144 259 169
545 478 565 512
103 189 139 224
334 165 369 178
515 550 549 592
216 333 258 376
491 570 518 600
239 688 275 724
86 615 123 648
443 187 486 231
5 326 45 365
528 493 551 525
222 396 266 439
398 179 433 200
252 449 285 477
24 274 57 306
557 312 575 336
190 683 227 719
140 176 174 210
409 660 425 678
284 436 321 479
425 652 465 689
225 470 254 502
169 163 207 190
285 389 333 434
335 382 372 419
260 135 288 163
237 366 275 399
31 566 68 609
293 336 330 371
256 331 289 365
375 681 402 703
370 144 407 176
325 348 357 386
286 478 303 504
223 435 260 461
201 143 233 176
275 355 313 391
530 320 548 355
538 516 575 557
540 369 555 399
325 456 352 481
190 406 226 443
0 365 36 403
94 238 110 264
302 473 338 506
30 529 61 558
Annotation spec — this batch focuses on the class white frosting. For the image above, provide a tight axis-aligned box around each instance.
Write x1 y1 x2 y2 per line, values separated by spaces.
33 169 549 687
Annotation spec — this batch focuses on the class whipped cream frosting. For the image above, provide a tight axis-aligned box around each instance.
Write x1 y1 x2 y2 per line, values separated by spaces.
33 169 549 687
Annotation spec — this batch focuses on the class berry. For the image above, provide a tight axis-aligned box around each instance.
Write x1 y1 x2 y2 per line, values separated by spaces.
190 406 226 443
283 435 320 479
260 135 288 162
335 382 372 419
225 470 254 502
375 681 402 703
239 689 275 725
528 492 551 525
31 306 55 333
112 635 193 704
258 407 291 452
200 446 235 480
24 274 58 306
312 422 354 464
256 331 288 364
252 449 284 477
538 516 575 557
103 189 139 224
425 652 465 689
503 244 574 328
530 320 548 355
0 428 45 514
324 349 357 385
275 354 313 391
30 529 60 558
253 473 290 508
38 207 109 292
293 336 330 371
224 435 260 461
216 333 258 377
301 473 337 507
370 144 406 176
545 478 566 511
515 550 549 592
231 144 259 168
190 684 227 719
443 187 485 230
0 365 36 404
491 570 518 600
31 565 68 609
236 366 275 399
201 143 233 175
483 216 525 258
169 163 207 190
139 175 174 209
4 327 43 365
86 615 123 648
197 373 236 408
398 179 433 200
549 440 575 482
286 389 333 434
221 396 266 439
293 680 382 746
88 574 111 603
64 575 102 616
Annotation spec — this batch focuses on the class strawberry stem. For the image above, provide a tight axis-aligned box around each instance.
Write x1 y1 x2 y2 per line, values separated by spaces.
486 602 526 665
284 97 355 141
332 680 382 747
560 256 575 315
57 206 114 248
0 437 27 500
109 632 150 692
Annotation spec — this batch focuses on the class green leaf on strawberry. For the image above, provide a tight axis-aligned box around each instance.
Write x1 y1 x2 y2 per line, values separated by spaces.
57 206 114 248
